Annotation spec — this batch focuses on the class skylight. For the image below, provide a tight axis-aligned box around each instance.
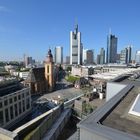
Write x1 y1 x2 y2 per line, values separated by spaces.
129 94 140 117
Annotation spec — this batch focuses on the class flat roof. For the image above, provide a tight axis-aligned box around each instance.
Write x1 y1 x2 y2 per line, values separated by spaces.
78 83 140 140
0 81 23 97
102 86 140 137
91 68 140 80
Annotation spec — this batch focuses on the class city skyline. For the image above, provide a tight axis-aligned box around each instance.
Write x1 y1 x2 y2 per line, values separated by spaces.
0 0 140 61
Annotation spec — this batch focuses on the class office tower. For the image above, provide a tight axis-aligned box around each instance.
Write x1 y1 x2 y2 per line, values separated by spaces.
83 49 88 64
70 24 83 65
83 49 94 64
100 48 105 64
120 46 132 64
66 56 70 64
86 50 93 64
25 56 30 67
120 48 128 64
135 51 140 64
106 33 118 63
54 46 63 64
28 57 33 64
116 54 120 63
97 54 100 64
127 45 132 63
24 55 34 67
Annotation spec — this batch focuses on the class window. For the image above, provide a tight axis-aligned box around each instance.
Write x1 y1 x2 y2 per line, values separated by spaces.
22 100 25 112
14 104 18 116
0 111 3 125
10 106 14 120
72 45 78 48
26 98 30 109
19 102 22 114
18 95 21 100
72 54 78 56
26 92 29 96
22 93 24 98
14 96 17 102
9 98 13 104
47 66 49 73
5 109 9 122
4 100 8 106
0 102 2 108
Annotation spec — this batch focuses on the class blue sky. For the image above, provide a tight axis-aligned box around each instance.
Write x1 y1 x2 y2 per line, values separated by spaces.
0 0 140 61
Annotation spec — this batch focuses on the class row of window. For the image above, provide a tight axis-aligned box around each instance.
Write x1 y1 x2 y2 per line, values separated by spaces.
72 54 78 56
0 98 31 125
0 91 30 109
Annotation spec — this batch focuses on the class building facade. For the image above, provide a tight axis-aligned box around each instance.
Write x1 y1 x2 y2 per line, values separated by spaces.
83 49 94 64
25 49 55 94
0 81 31 128
97 54 100 64
54 46 63 64
127 45 132 63
45 49 55 92
100 48 105 64
120 46 132 64
70 24 83 65
120 48 128 64
135 50 140 64
65 56 70 64
106 34 118 63
71 66 94 77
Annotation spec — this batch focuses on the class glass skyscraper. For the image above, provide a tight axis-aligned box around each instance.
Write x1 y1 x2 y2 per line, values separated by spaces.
106 34 117 63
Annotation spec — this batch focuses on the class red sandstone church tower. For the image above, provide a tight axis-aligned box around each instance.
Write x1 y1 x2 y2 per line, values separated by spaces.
45 49 54 92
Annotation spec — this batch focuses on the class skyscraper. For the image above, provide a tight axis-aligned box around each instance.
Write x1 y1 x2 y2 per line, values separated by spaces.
120 48 128 64
70 24 83 65
54 46 63 64
100 48 105 64
83 49 94 64
106 34 118 63
83 49 88 64
65 56 70 64
127 45 132 63
135 51 140 64
120 46 132 64
97 54 100 64
86 50 94 64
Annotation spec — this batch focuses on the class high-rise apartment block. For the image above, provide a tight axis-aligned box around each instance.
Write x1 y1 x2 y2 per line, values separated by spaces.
54 46 63 64
106 34 117 63
70 24 83 65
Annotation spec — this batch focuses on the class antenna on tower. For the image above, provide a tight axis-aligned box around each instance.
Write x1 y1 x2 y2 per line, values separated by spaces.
74 17 78 32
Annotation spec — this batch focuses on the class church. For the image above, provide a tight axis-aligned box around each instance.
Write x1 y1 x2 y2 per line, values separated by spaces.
25 49 57 94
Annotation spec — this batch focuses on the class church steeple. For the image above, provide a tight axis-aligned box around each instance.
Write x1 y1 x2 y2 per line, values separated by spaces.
45 48 54 92
46 49 53 63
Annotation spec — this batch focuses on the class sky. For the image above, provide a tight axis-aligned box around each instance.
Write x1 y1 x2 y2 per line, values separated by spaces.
0 0 140 61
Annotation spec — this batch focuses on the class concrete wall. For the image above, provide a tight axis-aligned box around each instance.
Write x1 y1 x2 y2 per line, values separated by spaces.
106 82 126 101
0 128 18 140
80 128 109 140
